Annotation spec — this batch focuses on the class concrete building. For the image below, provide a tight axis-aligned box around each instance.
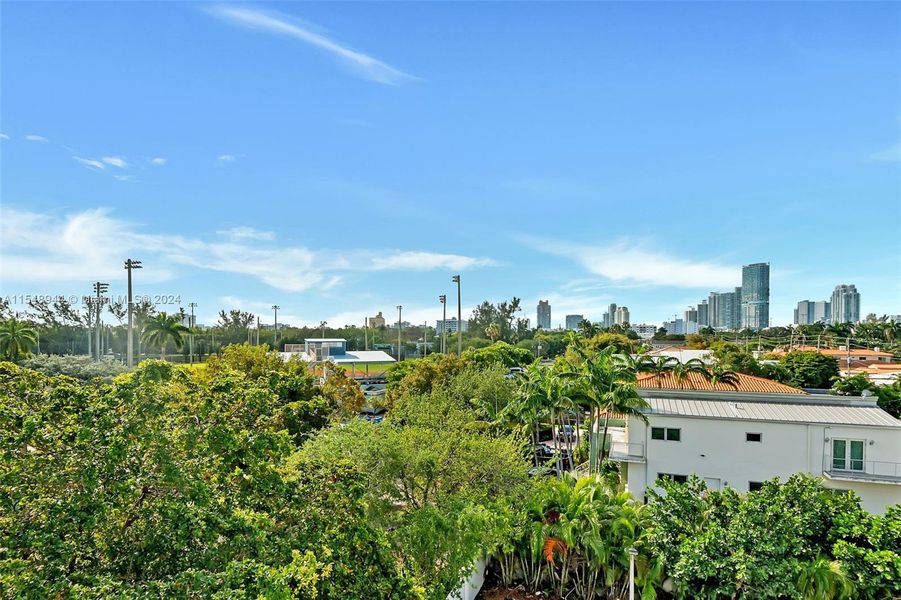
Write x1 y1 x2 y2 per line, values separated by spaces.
684 307 699 334
794 300 832 325
610 373 901 513
662 318 685 335
631 323 658 339
741 263 770 330
436 317 468 334
709 290 741 331
565 314 584 330
603 304 617 328
697 300 709 328
282 338 395 377
536 300 551 330
614 306 630 326
831 284 861 324
368 311 386 328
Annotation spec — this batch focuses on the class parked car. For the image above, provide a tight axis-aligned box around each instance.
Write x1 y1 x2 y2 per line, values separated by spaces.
557 424 577 442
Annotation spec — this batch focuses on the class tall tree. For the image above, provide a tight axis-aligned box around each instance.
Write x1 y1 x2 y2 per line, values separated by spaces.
141 312 189 360
0 318 38 361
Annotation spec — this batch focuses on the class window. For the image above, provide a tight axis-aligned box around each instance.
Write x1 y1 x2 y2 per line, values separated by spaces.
831 439 864 471
746 432 762 442
658 473 688 484
652 427 681 441
748 481 764 491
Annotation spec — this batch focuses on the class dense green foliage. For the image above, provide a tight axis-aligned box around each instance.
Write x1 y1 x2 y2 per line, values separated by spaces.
646 475 900 599
19 354 129 380
0 354 416 598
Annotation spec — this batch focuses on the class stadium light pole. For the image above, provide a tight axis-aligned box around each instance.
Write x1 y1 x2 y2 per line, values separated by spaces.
188 302 197 363
320 320 327 339
124 259 142 367
439 294 447 353
272 305 280 349
396 305 403 361
93 281 109 360
452 275 462 356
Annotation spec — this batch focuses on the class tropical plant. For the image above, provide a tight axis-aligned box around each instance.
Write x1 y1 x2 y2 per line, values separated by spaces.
644 355 678 388
141 311 189 360
485 322 501 342
707 364 740 389
670 358 710 389
0 318 38 361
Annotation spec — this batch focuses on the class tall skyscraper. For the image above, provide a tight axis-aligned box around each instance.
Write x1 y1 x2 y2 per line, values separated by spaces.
565 314 584 330
741 262 769 330
831 284 860 324
709 290 740 330
794 300 813 325
697 300 709 327
536 300 551 330
604 303 617 328
614 306 630 325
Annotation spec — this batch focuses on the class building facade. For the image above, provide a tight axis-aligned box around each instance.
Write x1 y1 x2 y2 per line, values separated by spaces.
697 300 709 327
368 312 386 328
565 314 584 330
831 284 861 324
602 303 617 328
536 300 551 330
741 262 770 330
631 323 658 339
709 289 741 331
611 384 901 514
436 318 468 334
614 306 630 326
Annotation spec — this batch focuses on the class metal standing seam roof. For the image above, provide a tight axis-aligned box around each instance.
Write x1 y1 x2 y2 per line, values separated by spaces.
642 397 901 428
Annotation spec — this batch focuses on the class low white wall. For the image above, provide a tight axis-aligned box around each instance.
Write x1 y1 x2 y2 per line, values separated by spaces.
448 557 486 600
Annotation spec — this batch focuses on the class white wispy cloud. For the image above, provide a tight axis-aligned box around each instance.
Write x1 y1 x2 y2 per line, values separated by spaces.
218 154 236 162
525 236 737 288
0 133 9 140
73 156 106 170
217 226 275 241
208 5 416 86
25 134 48 142
150 157 167 166
1 207 495 293
370 251 496 271
113 174 133 182
102 156 127 168
868 142 901 162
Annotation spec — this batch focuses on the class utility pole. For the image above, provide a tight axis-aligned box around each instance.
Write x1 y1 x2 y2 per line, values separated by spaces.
188 302 197 363
124 258 142 367
423 321 428 357
272 305 280 350
439 294 447 353
256 315 260 345
452 275 462 356
93 282 109 360
397 305 403 360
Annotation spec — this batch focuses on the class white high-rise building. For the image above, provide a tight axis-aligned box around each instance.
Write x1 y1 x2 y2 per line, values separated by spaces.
831 285 860 324
614 306 630 325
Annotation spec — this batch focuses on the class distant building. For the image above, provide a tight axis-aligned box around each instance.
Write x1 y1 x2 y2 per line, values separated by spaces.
565 314 584 330
831 284 860 324
741 263 770 330
631 323 658 339
697 300 709 327
603 303 617 328
180 314 196 328
684 307 698 334
709 290 741 331
436 317 469 334
662 318 685 335
537 300 551 330
614 306 630 326
794 300 832 325
368 311 386 328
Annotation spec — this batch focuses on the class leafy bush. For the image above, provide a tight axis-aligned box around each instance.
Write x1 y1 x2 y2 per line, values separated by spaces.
19 353 129 380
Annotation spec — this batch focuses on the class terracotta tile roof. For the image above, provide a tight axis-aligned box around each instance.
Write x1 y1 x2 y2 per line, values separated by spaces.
636 371 807 395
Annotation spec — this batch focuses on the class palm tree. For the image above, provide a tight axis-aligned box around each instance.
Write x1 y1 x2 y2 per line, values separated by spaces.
578 319 600 338
563 346 648 473
141 312 189 360
0 318 38 362
485 322 501 342
797 556 854 600
671 358 710 389
707 365 740 389
645 356 678 388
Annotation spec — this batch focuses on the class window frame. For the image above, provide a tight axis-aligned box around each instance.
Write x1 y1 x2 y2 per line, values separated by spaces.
831 438 865 472
748 481 764 491
746 432 762 443
657 473 688 484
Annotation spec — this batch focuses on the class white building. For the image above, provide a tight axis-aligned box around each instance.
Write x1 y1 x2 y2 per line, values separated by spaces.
614 306 630 326
611 372 901 513
630 323 658 339
436 318 469 334
282 338 395 377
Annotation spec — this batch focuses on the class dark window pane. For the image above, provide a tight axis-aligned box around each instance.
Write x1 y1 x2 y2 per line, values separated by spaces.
666 428 681 442
746 433 762 442
749 481 763 491
651 427 665 440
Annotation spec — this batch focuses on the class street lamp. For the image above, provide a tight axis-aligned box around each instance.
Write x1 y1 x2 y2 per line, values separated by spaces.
452 275 462 356
439 294 447 354
272 305 280 349
396 305 403 361
124 259 142 367
320 320 327 339
628 547 638 600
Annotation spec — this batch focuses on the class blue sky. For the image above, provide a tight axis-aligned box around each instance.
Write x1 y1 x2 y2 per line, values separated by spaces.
1 2 899 328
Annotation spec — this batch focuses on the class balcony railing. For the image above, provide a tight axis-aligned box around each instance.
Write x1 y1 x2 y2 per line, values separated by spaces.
608 441 645 463
822 456 901 484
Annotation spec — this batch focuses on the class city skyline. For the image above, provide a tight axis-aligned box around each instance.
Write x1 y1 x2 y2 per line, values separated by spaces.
2 2 899 327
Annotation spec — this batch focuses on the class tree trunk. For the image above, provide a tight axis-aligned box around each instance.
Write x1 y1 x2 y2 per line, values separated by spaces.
599 412 611 462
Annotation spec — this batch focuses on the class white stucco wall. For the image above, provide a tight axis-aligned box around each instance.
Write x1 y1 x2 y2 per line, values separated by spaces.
625 416 901 513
